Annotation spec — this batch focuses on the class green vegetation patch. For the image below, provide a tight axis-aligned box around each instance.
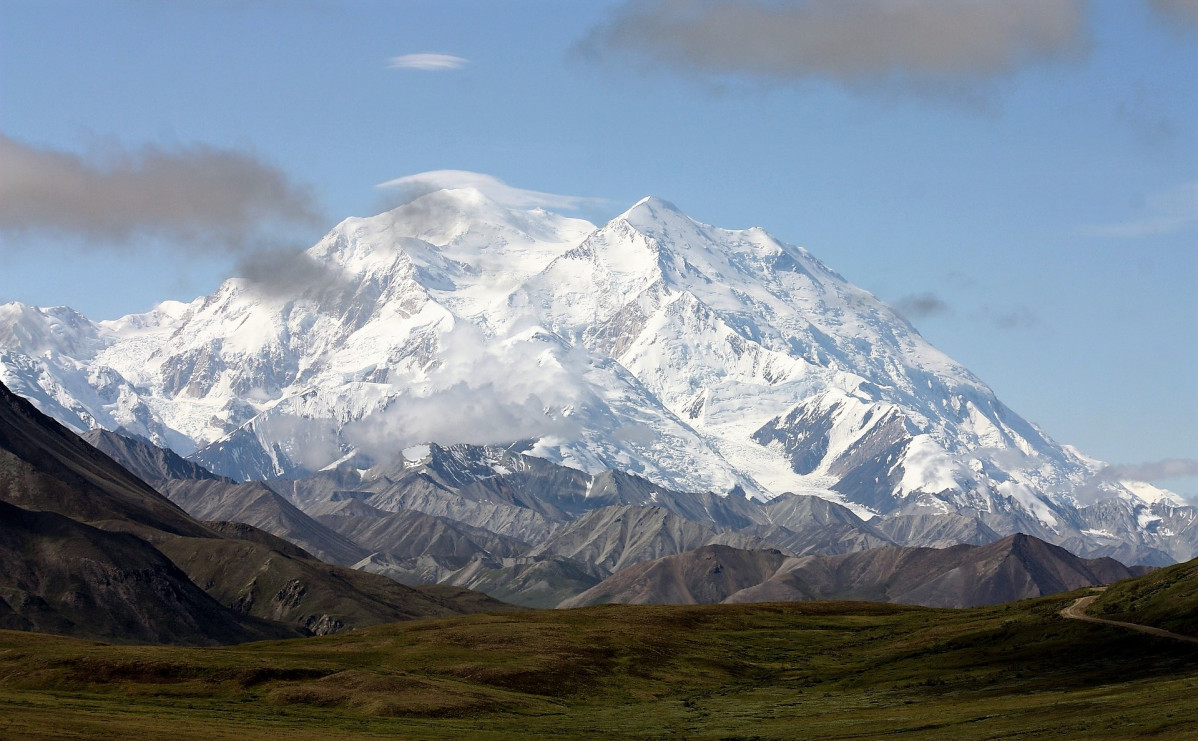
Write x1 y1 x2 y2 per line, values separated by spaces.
1093 559 1198 636
1 594 1196 739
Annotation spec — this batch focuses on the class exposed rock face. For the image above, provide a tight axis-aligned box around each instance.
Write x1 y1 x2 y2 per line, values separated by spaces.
751 493 893 555
155 478 369 566
81 428 224 483
315 499 528 562
872 513 1001 550
527 505 779 576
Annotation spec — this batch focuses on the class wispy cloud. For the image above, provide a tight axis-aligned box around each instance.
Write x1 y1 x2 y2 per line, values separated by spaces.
1103 458 1198 482
1149 0 1198 27
1115 85 1179 149
386 53 468 71
0 134 320 255
377 170 607 212
1082 181 1198 238
973 304 1038 331
579 0 1088 97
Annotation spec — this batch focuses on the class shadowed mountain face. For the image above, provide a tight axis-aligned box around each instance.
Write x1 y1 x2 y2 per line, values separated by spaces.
0 382 210 539
563 535 1145 610
155 479 370 567
0 380 510 644
81 428 225 484
0 499 282 645
76 432 373 567
560 546 790 608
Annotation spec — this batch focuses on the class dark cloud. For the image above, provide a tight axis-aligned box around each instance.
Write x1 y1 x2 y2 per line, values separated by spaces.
1149 0 1198 27
236 249 352 298
1103 458 1198 482
0 134 321 255
580 0 1089 94
894 292 952 320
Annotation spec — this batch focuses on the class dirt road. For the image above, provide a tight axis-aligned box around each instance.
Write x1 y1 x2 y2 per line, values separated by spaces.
1060 593 1198 644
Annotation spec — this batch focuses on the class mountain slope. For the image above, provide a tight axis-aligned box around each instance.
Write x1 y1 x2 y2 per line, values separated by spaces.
752 493 895 554
0 499 280 645
736 534 1140 608
156 478 370 566
563 534 1142 609
527 504 780 576
873 512 1001 549
0 379 508 642
0 381 210 538
81 428 371 566
314 499 528 561
559 545 789 607
1090 556 1198 636
81 428 224 483
153 531 505 634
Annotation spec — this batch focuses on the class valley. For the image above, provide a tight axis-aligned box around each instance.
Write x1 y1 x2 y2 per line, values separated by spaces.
1 592 1196 740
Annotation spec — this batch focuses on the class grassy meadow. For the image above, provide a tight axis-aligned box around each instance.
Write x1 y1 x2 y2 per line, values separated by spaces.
1 592 1196 740
1093 558 1198 637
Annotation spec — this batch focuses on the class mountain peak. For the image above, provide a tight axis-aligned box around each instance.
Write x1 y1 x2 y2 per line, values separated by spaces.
377 170 600 216
2 183 1180 567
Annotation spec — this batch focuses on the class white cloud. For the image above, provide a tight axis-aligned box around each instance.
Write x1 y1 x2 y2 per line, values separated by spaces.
386 53 468 71
1082 181 1198 238
342 323 586 457
377 170 607 212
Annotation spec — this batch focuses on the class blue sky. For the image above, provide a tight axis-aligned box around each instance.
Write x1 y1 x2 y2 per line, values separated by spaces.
1 0 1195 494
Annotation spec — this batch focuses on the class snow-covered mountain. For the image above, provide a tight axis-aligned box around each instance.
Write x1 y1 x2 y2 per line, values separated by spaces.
0 180 1184 555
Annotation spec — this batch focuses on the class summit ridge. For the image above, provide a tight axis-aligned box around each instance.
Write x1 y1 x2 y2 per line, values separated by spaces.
0 180 1185 561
